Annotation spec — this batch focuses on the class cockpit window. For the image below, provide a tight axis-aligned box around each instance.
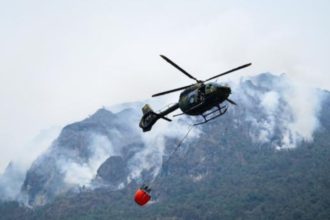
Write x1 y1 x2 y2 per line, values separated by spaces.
205 83 214 93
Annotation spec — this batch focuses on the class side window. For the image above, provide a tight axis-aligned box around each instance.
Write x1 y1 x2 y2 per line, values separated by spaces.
188 91 197 104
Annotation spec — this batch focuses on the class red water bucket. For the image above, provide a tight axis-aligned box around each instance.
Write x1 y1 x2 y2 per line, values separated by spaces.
134 189 151 206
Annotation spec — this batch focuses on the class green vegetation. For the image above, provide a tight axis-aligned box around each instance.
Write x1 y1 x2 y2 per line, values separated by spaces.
1 129 330 220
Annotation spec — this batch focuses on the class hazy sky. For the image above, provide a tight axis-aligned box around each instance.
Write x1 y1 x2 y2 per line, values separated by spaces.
0 0 329 172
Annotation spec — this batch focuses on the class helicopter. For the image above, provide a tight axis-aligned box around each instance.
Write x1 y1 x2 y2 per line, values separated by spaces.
139 55 251 132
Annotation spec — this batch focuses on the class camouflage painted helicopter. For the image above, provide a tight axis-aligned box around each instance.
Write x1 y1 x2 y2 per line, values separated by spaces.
139 55 251 132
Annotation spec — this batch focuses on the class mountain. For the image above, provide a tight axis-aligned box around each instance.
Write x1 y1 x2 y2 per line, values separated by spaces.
20 107 143 206
1 73 330 220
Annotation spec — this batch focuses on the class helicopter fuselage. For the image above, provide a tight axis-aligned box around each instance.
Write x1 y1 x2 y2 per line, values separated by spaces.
178 82 231 115
138 55 250 132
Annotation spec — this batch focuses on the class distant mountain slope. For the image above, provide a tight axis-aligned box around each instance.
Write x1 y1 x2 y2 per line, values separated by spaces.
20 108 143 206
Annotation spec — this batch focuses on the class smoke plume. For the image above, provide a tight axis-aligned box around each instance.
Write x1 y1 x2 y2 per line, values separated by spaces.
232 73 323 149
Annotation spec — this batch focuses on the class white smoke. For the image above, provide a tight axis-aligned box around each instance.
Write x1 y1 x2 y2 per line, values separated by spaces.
127 119 199 183
0 127 60 201
234 73 323 149
261 91 280 112
59 134 115 187
0 163 25 201
285 82 322 142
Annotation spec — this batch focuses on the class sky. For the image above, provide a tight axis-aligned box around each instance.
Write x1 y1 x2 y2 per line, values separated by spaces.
0 0 329 172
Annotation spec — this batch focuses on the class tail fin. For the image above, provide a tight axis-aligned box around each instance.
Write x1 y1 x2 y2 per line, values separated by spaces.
139 104 171 132
142 104 153 115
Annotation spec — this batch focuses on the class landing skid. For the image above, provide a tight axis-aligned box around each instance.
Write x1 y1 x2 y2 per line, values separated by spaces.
193 105 228 126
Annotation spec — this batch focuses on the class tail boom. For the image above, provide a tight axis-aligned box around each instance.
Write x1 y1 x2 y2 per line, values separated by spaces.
139 103 179 132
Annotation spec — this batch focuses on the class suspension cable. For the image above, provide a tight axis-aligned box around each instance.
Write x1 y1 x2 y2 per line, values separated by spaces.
145 125 194 191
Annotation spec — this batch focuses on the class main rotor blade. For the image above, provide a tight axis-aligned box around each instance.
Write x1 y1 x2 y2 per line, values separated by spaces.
152 84 192 97
160 55 200 82
226 98 237 105
204 63 252 82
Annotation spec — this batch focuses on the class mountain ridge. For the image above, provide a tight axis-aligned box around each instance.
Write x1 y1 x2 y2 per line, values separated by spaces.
1 73 329 219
